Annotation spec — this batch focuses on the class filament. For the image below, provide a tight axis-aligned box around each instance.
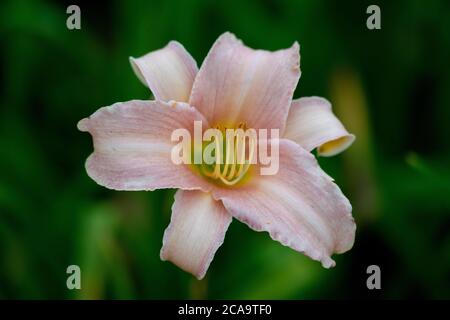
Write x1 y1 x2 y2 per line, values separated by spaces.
202 126 255 186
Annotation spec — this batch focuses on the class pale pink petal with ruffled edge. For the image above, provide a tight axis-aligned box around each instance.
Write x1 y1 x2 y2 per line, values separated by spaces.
130 41 198 102
212 139 356 268
284 97 355 156
77 100 209 191
189 32 300 131
161 190 232 280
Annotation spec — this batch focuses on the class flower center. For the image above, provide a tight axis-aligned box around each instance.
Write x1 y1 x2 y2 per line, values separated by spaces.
199 123 255 186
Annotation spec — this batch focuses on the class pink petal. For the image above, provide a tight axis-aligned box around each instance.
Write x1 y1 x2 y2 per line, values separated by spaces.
161 190 232 280
212 139 356 268
284 97 355 156
77 100 208 191
130 41 198 102
189 32 300 130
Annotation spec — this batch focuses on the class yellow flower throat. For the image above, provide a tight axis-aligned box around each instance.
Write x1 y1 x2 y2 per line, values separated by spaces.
198 123 255 186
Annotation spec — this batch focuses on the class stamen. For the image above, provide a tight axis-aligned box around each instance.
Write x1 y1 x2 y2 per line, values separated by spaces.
221 137 232 178
225 138 237 180
219 136 254 186
201 124 255 186
234 133 246 177
212 135 222 177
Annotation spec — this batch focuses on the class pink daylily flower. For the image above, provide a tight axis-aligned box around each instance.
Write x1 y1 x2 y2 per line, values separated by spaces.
78 32 356 280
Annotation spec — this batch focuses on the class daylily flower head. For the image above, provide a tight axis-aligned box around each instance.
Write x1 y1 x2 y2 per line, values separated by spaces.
78 32 356 280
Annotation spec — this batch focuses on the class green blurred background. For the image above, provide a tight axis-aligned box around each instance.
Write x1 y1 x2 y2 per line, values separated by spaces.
1 0 450 299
